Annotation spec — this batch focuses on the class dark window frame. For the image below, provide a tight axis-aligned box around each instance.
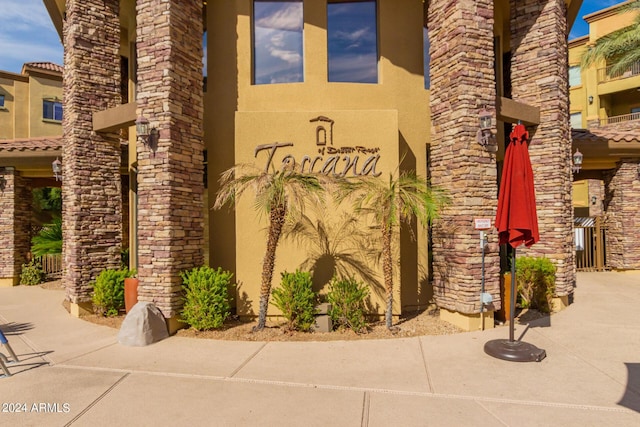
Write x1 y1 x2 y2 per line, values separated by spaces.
252 0 305 85
43 99 63 122
327 0 379 84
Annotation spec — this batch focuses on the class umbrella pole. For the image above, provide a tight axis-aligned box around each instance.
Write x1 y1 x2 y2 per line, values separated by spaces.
484 243 546 362
509 246 516 342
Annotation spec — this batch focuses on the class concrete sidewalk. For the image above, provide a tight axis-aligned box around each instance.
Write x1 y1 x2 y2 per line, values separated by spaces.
1 272 639 426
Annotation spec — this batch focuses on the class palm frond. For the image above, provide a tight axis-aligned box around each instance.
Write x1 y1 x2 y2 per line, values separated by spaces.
31 217 63 257
581 1 640 72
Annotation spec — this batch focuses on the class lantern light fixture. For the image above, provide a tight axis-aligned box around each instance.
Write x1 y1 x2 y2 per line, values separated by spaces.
588 95 594 104
135 116 158 147
572 148 583 174
52 157 62 181
477 108 493 147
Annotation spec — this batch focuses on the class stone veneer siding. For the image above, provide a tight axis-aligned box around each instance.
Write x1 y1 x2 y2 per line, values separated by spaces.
604 159 640 269
136 0 205 318
62 0 123 304
510 0 575 296
0 169 31 283
428 0 501 314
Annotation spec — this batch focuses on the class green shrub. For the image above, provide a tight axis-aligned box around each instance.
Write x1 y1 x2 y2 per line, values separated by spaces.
120 248 130 269
515 256 556 313
271 270 317 332
327 276 369 333
92 268 134 317
180 266 233 330
20 260 44 286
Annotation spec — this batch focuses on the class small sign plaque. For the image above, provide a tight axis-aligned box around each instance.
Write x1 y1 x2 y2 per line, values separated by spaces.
474 218 492 230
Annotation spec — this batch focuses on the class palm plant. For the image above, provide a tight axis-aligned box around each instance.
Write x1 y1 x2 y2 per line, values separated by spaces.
283 209 384 298
581 0 640 77
338 171 449 329
213 165 325 331
31 216 62 257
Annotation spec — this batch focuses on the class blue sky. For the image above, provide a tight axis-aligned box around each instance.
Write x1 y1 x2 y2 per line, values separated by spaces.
0 0 629 76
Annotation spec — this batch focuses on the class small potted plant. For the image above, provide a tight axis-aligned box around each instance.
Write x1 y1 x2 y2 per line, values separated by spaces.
124 270 139 313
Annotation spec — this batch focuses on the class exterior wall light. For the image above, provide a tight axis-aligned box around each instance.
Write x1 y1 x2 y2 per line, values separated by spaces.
477 108 493 147
572 148 583 174
135 116 158 147
588 95 594 104
52 157 62 181
591 195 597 205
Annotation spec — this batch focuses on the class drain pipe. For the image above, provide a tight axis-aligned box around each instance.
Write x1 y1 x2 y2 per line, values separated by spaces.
480 231 487 330
479 231 493 330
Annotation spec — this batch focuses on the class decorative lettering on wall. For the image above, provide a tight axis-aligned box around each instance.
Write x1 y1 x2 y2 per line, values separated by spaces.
254 116 383 177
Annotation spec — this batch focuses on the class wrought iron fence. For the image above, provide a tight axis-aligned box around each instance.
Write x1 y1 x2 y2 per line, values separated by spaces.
575 216 607 272
37 254 63 277
600 111 640 126
597 61 640 83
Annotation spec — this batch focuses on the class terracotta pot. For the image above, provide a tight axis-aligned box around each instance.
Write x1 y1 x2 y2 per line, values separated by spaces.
124 278 139 313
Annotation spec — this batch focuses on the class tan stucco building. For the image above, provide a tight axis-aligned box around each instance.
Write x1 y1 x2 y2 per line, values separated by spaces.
0 0 586 332
569 1 640 271
0 62 63 286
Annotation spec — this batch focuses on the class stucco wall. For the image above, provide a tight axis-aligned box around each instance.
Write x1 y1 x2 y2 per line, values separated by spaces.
207 0 431 317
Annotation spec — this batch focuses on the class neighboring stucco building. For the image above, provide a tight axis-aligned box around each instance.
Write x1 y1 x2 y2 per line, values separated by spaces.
569 1 640 271
0 62 63 141
0 62 63 286
0 0 582 331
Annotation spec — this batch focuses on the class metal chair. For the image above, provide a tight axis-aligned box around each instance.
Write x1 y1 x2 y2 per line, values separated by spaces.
0 329 18 378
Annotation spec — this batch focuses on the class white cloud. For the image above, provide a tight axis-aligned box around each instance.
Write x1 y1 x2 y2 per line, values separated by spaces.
329 54 378 83
255 3 303 32
0 0 62 73
2 0 55 31
268 47 301 65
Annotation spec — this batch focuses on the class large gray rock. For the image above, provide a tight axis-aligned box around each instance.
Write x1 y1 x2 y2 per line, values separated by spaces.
118 302 169 346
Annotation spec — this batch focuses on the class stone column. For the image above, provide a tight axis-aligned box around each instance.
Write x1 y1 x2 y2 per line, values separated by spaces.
136 0 205 331
428 0 500 330
510 0 575 302
0 168 32 286
604 159 640 269
62 0 123 314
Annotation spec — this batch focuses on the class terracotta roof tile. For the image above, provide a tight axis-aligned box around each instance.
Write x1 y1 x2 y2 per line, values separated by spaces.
572 126 640 144
22 62 63 74
0 137 63 152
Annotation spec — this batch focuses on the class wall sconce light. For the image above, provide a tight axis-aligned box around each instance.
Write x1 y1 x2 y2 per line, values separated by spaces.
588 95 594 105
477 108 493 147
591 195 597 206
52 157 62 181
135 116 158 147
572 148 583 174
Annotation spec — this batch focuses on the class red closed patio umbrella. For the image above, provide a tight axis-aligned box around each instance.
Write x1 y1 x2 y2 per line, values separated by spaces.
495 124 539 249
485 123 546 362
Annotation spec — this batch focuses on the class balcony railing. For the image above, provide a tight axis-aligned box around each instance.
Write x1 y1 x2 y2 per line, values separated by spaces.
597 61 640 83
600 111 640 126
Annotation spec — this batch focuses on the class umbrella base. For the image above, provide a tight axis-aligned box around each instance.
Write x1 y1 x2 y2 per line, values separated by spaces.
484 339 546 362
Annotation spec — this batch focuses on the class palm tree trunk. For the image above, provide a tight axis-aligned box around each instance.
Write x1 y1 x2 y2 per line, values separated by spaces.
255 203 287 331
382 225 394 329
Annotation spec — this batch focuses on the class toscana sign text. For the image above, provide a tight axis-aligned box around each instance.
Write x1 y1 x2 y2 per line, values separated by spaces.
254 116 383 177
